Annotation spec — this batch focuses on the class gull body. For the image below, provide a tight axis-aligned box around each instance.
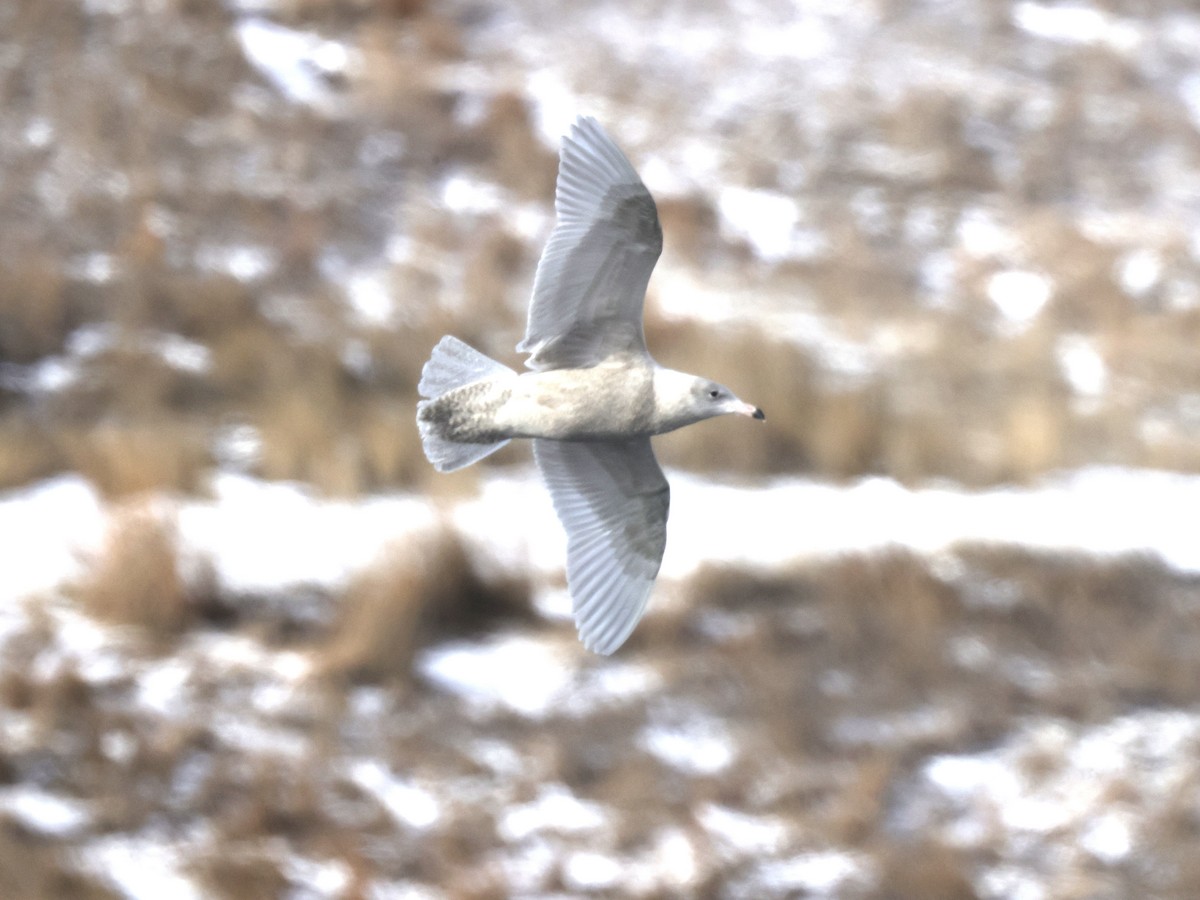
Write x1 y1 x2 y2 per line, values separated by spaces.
420 356 760 444
417 116 763 654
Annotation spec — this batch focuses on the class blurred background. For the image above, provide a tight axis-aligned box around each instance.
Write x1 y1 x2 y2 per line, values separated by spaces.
3 0 1200 896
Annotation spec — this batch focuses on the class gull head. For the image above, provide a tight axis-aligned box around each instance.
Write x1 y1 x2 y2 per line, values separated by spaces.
652 368 765 434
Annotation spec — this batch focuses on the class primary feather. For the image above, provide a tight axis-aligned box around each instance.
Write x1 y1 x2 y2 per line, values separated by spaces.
518 117 662 370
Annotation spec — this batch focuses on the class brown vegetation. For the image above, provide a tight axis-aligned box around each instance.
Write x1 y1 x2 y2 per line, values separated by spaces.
9 527 1200 896
0 817 119 900
2 0 1198 501
72 500 216 638
3 1 1200 896
318 526 531 682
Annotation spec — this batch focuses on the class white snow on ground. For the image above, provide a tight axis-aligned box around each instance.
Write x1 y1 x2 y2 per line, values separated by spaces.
900 708 1200 897
82 831 206 900
1116 248 1163 298
177 473 438 594
661 465 1200 578
3 461 1198 798
987 269 1053 331
235 18 355 110
0 785 91 836
0 475 105 606
498 783 609 841
563 850 623 891
417 633 662 718
1012 2 1142 53
5 465 1200 615
754 850 871 896
417 634 578 718
194 243 278 283
278 855 354 898
699 802 791 856
346 759 442 830
717 187 810 264
0 426 1192 900
1056 334 1108 398
651 266 882 381
638 709 737 775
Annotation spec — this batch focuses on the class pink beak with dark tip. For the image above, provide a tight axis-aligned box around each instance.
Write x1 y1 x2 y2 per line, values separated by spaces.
734 400 765 420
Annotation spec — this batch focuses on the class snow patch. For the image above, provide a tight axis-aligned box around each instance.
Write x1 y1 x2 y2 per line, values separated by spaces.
1056 334 1108 397
84 832 206 900
639 714 737 775
699 803 791 856
987 269 1052 329
195 244 277 282
347 759 441 830
717 187 826 263
236 18 354 109
1116 248 1162 298
0 786 91 836
1013 2 1141 53
418 634 578 719
177 473 437 594
499 784 609 841
906 710 1200 879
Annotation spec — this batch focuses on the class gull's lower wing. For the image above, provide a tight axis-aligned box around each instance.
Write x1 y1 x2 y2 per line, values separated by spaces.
534 437 669 654
519 117 663 370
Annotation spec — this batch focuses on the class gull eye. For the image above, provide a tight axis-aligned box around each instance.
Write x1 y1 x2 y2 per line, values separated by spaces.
708 388 720 399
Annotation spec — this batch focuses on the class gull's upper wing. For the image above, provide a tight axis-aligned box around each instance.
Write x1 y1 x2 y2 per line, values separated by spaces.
534 437 669 654
518 116 663 371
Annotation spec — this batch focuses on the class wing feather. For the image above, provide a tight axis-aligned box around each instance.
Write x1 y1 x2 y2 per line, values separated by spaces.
534 437 669 654
519 117 663 370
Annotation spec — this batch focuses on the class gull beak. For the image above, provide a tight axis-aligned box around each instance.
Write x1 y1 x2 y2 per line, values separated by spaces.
734 400 765 420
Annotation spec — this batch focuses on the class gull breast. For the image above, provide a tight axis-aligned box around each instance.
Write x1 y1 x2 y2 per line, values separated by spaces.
501 363 656 440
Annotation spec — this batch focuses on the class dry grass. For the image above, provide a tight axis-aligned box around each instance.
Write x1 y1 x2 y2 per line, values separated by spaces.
825 752 897 845
666 546 1200 894
72 500 213 638
3 85 1198 500
871 841 979 900
318 543 437 683
0 255 79 365
256 389 360 494
318 526 530 682
60 420 213 499
953 546 1200 712
0 414 69 491
4 537 1200 896
816 552 962 685
255 391 448 496
0 0 1197 506
682 544 1200 752
190 851 287 900
4 4 1200 897
0 414 213 498
0 817 120 900
461 223 534 318
644 299 1177 486
473 92 558 201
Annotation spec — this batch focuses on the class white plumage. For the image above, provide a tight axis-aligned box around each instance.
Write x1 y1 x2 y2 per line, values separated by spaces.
417 116 764 654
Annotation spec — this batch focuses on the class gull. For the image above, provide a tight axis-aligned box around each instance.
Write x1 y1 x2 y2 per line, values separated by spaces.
417 116 764 654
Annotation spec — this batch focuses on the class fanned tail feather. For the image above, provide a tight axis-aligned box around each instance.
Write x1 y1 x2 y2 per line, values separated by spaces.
417 336 514 472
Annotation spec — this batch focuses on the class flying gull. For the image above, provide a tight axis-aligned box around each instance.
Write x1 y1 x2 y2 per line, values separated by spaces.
417 116 764 654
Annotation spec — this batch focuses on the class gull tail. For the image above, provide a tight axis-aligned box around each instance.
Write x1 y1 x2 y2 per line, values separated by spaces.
417 336 515 472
